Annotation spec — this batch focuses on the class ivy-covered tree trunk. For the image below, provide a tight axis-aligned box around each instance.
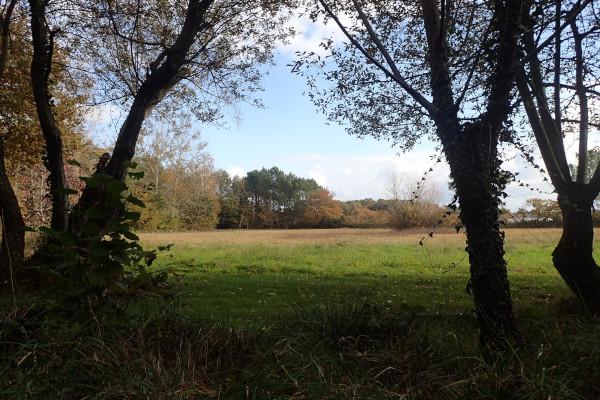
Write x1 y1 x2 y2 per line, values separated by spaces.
553 188 600 311
421 0 522 345
0 136 25 282
449 123 518 343
29 0 69 232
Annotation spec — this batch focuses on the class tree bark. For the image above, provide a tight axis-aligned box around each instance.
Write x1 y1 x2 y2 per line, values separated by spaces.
29 0 69 231
553 187 600 311
421 0 522 345
0 0 25 282
450 123 518 343
517 4 600 311
0 135 25 284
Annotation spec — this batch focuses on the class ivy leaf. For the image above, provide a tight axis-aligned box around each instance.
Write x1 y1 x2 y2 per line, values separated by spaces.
106 180 127 195
126 195 146 208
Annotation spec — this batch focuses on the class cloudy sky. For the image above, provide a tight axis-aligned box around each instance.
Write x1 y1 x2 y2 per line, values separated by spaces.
197 14 559 211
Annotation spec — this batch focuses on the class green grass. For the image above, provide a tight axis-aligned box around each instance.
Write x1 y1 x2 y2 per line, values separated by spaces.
141 229 574 327
2 228 599 399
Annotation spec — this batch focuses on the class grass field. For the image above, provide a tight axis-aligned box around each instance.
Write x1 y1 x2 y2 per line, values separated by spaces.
2 228 599 399
136 227 579 326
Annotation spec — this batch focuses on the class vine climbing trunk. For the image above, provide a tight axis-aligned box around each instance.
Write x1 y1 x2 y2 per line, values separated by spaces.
552 188 600 311
447 123 518 343
29 0 69 232
421 0 523 345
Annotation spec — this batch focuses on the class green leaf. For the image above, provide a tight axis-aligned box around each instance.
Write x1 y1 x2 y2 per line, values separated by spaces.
67 159 82 167
81 173 112 188
123 161 138 169
126 195 146 208
106 180 127 195
123 211 141 222
55 259 79 271
55 231 77 244
110 281 129 295
47 244 62 255
154 271 169 284
122 231 139 241
80 222 100 234
104 195 123 208
84 208 110 220
87 242 111 258
38 226 55 236
128 171 144 180
139 269 152 285
55 187 79 195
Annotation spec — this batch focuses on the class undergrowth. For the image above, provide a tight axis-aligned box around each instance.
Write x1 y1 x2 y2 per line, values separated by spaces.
1 294 598 399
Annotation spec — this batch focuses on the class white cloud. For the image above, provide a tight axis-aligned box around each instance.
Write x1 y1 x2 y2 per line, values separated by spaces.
278 11 354 57
227 166 247 178
287 147 453 203
308 164 329 186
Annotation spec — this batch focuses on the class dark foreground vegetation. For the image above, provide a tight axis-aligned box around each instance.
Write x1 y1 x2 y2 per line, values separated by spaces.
2 293 598 399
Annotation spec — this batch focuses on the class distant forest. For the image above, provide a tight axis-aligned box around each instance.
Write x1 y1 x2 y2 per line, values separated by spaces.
12 138 576 231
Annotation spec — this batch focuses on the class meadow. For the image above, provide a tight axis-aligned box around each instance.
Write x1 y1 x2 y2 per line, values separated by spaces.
2 228 599 399
137 228 577 327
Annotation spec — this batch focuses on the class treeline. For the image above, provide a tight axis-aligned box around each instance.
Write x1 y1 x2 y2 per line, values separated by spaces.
125 161 459 231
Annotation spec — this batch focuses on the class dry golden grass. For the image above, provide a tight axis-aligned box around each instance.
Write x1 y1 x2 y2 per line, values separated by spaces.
137 227 572 248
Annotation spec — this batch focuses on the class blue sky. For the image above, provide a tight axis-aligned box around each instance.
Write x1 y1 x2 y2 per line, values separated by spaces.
197 17 556 211
200 51 455 204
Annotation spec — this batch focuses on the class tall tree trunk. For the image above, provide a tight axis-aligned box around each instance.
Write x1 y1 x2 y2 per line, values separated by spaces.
0 0 24 282
553 188 600 311
0 136 25 284
421 0 522 345
443 120 519 344
29 0 69 231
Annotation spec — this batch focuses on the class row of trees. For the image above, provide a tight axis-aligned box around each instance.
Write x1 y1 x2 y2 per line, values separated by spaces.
128 160 456 230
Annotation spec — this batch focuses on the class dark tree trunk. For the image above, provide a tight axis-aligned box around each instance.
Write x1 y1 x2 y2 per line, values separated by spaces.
553 188 600 311
0 136 25 284
29 0 69 231
444 121 519 345
421 0 522 345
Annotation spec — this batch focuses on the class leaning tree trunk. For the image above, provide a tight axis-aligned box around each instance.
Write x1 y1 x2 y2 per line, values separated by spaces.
72 0 215 234
0 136 25 284
553 187 600 311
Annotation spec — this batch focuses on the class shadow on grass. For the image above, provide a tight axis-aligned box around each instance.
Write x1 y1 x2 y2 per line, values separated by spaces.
1 293 598 399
